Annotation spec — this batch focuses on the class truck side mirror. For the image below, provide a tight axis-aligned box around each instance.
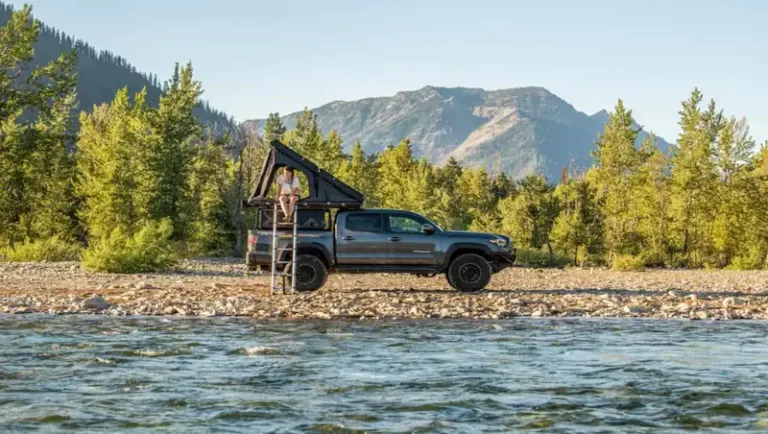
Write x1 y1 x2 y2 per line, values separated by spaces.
421 224 436 235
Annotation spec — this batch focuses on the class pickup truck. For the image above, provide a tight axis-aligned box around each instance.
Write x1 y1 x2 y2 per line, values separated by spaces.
247 208 516 292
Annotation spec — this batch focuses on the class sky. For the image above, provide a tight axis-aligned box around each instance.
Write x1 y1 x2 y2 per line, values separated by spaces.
6 0 768 142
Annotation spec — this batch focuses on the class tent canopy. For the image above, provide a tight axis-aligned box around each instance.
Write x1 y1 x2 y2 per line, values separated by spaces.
247 140 365 209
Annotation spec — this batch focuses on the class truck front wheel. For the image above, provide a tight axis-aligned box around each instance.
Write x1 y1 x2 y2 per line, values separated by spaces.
286 254 327 292
447 253 491 292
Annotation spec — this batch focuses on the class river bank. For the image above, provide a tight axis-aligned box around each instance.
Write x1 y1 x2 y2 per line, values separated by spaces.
1 258 767 320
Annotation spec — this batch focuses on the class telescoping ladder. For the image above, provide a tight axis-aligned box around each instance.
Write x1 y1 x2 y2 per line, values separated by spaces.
270 201 298 294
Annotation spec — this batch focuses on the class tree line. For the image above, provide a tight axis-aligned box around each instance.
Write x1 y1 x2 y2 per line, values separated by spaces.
1 5 767 271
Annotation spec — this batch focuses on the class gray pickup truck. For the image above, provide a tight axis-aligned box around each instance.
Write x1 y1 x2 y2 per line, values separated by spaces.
247 208 516 292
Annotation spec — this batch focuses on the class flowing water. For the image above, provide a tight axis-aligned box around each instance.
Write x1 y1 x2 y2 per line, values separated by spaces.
1 315 767 433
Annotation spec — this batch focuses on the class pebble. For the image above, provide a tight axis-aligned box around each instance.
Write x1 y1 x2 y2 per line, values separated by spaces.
2 259 768 320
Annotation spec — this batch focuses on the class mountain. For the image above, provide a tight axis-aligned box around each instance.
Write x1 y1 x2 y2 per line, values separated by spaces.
246 86 669 180
0 2 232 130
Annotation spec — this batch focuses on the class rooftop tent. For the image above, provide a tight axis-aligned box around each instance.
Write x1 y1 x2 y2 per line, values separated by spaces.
247 140 365 209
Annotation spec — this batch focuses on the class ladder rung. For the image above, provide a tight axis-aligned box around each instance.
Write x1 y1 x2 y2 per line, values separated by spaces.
276 261 294 264
276 247 293 251
275 235 296 239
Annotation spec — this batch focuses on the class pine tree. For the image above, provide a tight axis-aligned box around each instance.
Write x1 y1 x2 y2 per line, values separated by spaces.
283 108 323 158
147 62 203 239
457 167 498 231
336 139 379 207
669 89 719 266
263 112 286 143
77 88 158 239
711 117 756 265
588 100 641 260
0 5 79 244
630 137 672 264
498 175 558 255
550 173 602 264
376 139 416 210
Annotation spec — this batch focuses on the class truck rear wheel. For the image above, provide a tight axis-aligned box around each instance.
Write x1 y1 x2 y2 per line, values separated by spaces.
447 253 491 293
286 254 327 292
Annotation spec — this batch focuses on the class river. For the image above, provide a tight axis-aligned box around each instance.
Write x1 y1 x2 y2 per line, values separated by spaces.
1 315 767 432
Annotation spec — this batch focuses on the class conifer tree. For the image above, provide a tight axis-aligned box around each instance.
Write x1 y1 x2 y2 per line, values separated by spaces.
148 62 203 239
376 139 416 209
0 5 79 244
263 112 286 143
588 100 641 259
550 172 602 264
336 140 379 207
498 175 558 255
669 89 719 266
630 137 672 264
77 88 157 239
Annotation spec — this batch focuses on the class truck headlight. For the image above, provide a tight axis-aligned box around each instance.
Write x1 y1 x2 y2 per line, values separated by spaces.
489 238 507 247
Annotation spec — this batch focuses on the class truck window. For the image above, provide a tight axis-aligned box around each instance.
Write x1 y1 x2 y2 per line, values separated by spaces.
345 214 382 233
387 214 425 233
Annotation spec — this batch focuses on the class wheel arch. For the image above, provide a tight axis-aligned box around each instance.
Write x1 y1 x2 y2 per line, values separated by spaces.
443 243 493 268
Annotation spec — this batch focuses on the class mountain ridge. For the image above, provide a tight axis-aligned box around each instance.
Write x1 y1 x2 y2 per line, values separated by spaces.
245 86 669 179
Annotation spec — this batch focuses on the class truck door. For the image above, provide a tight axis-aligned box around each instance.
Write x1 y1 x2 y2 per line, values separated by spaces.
384 212 440 266
335 212 388 265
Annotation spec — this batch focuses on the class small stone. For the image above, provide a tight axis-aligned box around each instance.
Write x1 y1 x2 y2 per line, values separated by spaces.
83 295 109 310
623 305 650 314
69 264 79 272
668 290 682 297
199 309 216 317
134 281 153 290
210 283 224 290
695 311 709 320
163 306 177 315
688 294 698 301
531 309 544 317
675 302 691 313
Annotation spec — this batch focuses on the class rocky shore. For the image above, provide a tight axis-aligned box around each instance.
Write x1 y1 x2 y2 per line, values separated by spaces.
1 258 768 320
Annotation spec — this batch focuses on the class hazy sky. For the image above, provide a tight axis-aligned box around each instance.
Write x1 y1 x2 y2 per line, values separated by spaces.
7 0 767 142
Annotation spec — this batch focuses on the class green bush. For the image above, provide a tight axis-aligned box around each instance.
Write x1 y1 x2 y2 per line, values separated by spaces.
610 254 645 271
0 237 82 262
516 247 571 268
729 248 768 270
82 220 178 273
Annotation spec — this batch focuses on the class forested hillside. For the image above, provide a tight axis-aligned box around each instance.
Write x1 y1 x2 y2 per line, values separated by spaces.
0 1 232 129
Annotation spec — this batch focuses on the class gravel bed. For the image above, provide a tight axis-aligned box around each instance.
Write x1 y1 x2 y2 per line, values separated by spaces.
1 259 767 320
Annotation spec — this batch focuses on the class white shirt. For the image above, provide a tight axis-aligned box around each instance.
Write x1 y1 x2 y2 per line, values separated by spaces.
276 174 300 195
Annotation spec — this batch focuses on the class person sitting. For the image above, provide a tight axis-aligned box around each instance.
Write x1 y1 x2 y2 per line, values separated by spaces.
276 166 300 222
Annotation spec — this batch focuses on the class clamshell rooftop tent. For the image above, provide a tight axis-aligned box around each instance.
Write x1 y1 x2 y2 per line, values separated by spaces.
247 140 365 209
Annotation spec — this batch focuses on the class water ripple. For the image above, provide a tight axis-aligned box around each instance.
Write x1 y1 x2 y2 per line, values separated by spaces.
1 315 768 432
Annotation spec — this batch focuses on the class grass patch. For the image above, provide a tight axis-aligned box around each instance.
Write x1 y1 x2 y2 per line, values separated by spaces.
0 237 82 262
82 220 178 273
516 247 571 268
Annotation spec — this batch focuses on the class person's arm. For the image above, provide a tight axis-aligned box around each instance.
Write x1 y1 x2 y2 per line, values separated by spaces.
291 178 300 195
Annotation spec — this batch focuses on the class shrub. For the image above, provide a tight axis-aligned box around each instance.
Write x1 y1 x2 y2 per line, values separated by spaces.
516 247 571 268
729 248 768 270
610 254 645 271
0 237 82 262
82 220 178 273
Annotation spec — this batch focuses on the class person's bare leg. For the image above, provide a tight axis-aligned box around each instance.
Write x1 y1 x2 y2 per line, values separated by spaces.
288 195 299 221
279 196 290 221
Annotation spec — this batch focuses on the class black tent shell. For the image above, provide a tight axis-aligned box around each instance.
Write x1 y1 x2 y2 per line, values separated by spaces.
247 140 365 209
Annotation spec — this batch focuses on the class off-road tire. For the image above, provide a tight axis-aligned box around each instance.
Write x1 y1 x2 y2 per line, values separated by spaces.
447 253 492 292
285 254 327 292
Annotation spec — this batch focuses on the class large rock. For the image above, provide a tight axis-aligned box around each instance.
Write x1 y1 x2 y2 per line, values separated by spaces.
83 295 109 310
